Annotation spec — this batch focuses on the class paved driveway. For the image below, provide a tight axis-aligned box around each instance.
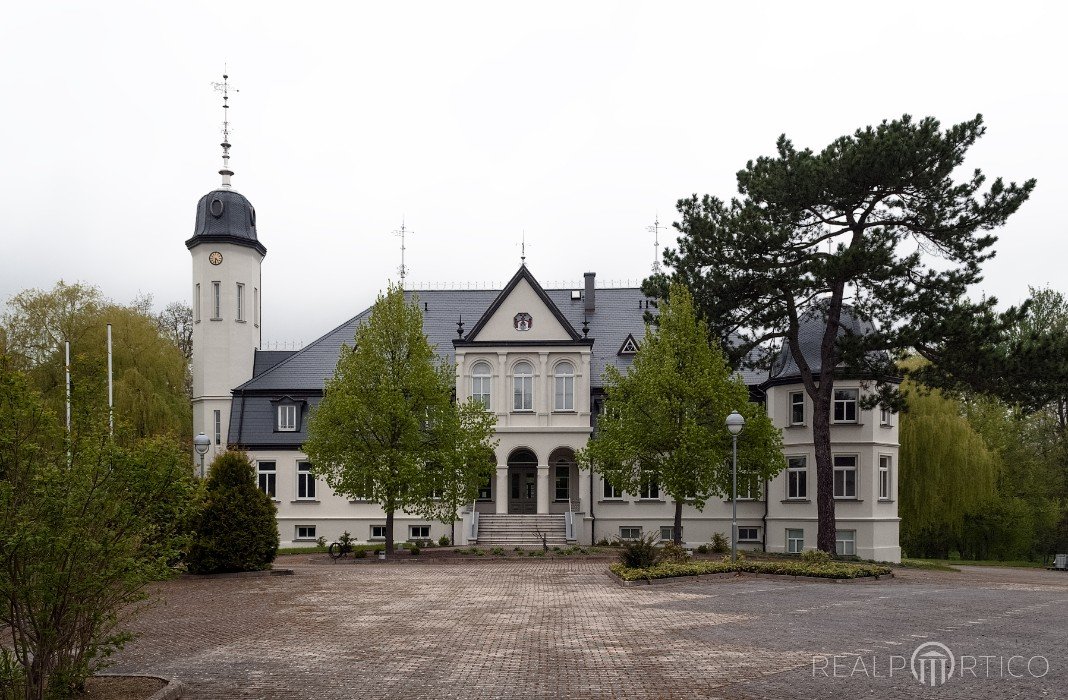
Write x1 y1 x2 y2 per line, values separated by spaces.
110 557 1068 699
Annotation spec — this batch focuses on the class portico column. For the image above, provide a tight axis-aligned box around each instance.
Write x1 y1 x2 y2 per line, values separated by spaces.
496 465 509 514
536 464 550 514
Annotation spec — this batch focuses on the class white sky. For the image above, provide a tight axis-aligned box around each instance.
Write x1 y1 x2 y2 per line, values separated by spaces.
1 1 1064 346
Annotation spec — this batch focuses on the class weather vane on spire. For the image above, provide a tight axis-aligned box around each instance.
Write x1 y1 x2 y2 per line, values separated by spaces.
521 231 527 267
393 218 412 288
647 214 667 274
211 68 239 188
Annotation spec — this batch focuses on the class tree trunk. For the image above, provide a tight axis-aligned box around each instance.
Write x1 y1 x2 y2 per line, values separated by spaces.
812 391 837 553
673 499 683 544
385 506 395 555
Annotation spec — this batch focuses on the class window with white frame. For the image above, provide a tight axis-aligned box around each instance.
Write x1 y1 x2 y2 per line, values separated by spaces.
603 479 622 499
278 404 297 431
737 526 759 542
736 470 759 500
257 461 276 498
253 287 259 327
295 525 316 541
213 409 221 445
409 525 431 540
471 361 492 408
833 455 858 498
211 281 221 319
554 465 570 501
639 471 660 499
297 461 316 499
370 525 386 540
554 361 575 411
512 361 533 411
236 283 245 321
880 406 893 426
619 526 642 540
879 455 892 500
836 530 856 556
787 456 807 499
195 283 201 322
477 477 492 500
833 388 859 422
789 391 805 425
786 528 804 554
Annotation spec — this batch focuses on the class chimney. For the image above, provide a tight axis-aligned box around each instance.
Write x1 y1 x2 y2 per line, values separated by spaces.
583 272 596 313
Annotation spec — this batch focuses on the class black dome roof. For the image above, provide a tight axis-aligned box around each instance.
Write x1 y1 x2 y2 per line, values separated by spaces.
185 189 266 256
768 303 876 381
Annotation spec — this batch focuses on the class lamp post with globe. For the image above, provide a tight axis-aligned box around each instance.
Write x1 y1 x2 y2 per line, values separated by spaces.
193 432 211 479
725 411 745 563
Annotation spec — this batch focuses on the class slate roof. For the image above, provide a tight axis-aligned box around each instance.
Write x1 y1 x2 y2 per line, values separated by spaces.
185 188 266 256
766 303 877 383
252 350 296 377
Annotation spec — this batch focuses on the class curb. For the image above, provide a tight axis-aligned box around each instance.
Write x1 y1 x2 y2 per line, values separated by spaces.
185 568 294 579
608 569 893 587
94 674 185 700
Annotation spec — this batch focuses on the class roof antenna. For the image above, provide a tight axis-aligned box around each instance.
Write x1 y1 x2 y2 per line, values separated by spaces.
521 230 527 267
211 67 239 189
393 217 413 288
647 213 666 274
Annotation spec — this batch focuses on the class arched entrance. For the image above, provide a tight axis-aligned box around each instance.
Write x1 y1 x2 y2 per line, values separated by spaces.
507 448 538 514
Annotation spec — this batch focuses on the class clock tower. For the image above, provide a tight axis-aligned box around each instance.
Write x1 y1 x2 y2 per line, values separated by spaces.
186 72 265 463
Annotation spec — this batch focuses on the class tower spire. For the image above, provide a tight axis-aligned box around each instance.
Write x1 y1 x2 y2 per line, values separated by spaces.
521 231 526 266
647 213 666 274
393 218 412 288
211 69 239 188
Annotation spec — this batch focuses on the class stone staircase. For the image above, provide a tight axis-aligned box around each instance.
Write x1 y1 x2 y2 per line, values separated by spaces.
474 514 568 547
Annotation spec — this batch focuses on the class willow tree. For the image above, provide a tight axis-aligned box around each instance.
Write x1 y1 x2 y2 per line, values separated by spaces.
899 382 997 557
304 285 497 554
649 115 1034 552
579 285 783 544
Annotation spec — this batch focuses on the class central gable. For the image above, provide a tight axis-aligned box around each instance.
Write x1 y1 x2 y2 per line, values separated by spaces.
460 266 583 344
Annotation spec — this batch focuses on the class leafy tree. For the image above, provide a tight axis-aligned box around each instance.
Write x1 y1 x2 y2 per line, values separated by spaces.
649 114 1034 551
579 285 784 544
157 300 194 363
0 355 196 698
187 451 278 574
304 285 497 554
1 281 191 440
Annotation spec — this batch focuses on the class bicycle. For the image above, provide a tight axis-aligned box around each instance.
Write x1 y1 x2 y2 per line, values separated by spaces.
328 531 356 560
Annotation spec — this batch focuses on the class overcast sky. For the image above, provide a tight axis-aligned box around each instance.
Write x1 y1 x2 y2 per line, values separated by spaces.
1 1 1064 346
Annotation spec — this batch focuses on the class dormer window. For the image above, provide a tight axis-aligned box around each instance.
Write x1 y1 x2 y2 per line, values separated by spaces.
618 334 639 355
278 404 297 431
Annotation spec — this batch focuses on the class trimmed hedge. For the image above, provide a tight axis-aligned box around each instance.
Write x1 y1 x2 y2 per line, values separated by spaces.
611 559 892 582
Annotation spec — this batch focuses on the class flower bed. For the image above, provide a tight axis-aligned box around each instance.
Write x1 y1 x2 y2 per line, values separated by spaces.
610 559 893 582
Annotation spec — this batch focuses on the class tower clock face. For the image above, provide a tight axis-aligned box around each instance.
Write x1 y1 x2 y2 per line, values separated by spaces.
208 251 223 265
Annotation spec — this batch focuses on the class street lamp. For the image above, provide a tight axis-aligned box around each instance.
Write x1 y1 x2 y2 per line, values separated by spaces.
193 432 211 479
726 411 745 563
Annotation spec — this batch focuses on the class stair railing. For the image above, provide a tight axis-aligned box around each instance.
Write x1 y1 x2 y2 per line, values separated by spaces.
469 499 479 542
564 497 575 541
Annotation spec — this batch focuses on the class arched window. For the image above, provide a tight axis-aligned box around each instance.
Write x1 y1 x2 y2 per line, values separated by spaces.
554 361 574 411
513 361 534 411
471 361 492 409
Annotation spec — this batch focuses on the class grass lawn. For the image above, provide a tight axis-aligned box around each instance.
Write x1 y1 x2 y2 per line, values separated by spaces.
905 557 1046 570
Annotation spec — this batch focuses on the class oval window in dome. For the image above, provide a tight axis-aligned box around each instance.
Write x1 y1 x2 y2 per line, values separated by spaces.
209 198 224 217
249 206 256 227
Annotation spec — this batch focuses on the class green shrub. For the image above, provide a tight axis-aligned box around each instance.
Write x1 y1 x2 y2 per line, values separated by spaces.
410 546 421 555
354 549 367 559
618 532 660 568
187 451 279 574
660 541 690 564
710 533 729 554
315 535 327 550
611 559 892 582
491 547 505 556
696 544 709 554
596 538 611 547
801 548 832 563
439 535 451 546
454 548 467 554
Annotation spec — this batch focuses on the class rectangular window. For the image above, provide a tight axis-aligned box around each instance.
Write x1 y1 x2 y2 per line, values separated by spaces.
213 409 221 445
513 376 533 411
789 391 805 425
736 471 759 500
257 461 276 498
880 406 893 426
211 281 221 319
833 455 857 498
554 465 570 501
836 530 856 556
236 283 245 321
409 525 431 540
602 479 622 499
477 477 492 500
879 455 891 500
370 525 386 540
254 287 259 327
619 526 642 540
787 456 807 499
833 388 858 423
297 461 316 499
737 526 759 542
659 525 679 541
554 375 574 411
295 525 316 541
787 528 804 554
195 283 201 322
639 472 659 499
278 404 297 431
472 375 491 408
